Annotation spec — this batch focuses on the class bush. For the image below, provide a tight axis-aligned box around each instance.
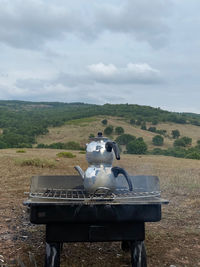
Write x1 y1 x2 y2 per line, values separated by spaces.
151 148 163 155
141 123 147 130
15 158 56 168
148 127 157 133
171 130 180 139
37 142 84 150
104 125 114 135
196 140 200 148
115 126 124 135
56 152 76 158
126 138 148 154
152 135 164 146
0 141 7 149
135 119 142 126
174 136 192 147
16 150 26 153
101 119 108 125
185 152 200 160
130 119 135 125
115 134 136 145
79 151 86 154
156 129 167 136
152 118 158 125
89 133 95 138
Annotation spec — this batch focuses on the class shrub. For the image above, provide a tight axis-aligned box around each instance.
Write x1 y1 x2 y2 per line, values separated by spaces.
171 130 180 139
151 148 163 155
115 126 124 135
141 123 147 130
89 133 95 138
185 152 200 160
135 119 142 126
174 136 192 147
37 142 84 150
156 129 167 136
126 138 148 154
115 134 136 145
104 125 114 135
152 135 164 146
79 151 86 154
56 152 76 158
152 118 158 125
16 150 26 153
196 140 200 148
101 119 108 125
130 119 135 125
0 141 7 149
148 127 157 133
15 158 56 168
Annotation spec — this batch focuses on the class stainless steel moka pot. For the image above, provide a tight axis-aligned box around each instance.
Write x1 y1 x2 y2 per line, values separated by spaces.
75 132 133 192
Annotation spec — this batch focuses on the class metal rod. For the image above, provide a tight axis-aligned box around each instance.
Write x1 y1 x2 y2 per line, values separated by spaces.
45 242 61 267
130 241 147 267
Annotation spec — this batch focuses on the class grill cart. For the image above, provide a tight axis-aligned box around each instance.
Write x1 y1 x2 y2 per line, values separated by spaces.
24 174 168 267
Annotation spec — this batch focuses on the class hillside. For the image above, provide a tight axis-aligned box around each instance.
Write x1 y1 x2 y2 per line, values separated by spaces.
37 115 200 150
0 100 200 156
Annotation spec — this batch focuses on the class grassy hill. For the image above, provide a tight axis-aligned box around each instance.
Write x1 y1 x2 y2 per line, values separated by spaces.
36 115 200 150
0 100 200 157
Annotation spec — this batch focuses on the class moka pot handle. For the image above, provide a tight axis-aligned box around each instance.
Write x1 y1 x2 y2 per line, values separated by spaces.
105 141 120 160
111 166 133 191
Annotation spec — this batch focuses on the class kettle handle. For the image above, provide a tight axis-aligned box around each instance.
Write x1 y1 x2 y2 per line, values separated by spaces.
105 141 120 160
111 166 133 191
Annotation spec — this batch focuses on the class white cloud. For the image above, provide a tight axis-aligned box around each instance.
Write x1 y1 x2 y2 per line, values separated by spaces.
88 63 118 76
87 63 161 84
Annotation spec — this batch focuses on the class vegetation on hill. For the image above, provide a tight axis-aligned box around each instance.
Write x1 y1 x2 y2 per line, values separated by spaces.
0 100 200 160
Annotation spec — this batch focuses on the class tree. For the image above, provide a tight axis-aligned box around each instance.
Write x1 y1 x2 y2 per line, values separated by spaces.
136 119 142 126
152 135 164 146
172 130 180 139
174 136 192 147
101 119 107 125
148 127 156 133
152 118 158 125
104 125 113 135
89 133 95 138
196 140 200 148
115 134 136 145
115 126 124 135
130 119 135 125
185 152 200 160
126 138 148 154
141 123 147 130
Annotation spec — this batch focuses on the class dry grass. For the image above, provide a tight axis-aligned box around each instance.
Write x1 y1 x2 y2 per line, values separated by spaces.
36 116 200 150
0 149 199 266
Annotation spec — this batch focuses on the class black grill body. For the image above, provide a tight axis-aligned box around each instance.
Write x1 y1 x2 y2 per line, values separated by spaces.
24 175 168 267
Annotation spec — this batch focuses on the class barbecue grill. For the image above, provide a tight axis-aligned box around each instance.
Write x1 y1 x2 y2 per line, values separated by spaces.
24 174 168 267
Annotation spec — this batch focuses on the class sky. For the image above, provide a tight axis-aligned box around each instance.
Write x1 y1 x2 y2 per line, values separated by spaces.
0 0 200 113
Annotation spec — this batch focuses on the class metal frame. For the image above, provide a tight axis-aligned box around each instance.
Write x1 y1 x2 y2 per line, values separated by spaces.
45 222 147 267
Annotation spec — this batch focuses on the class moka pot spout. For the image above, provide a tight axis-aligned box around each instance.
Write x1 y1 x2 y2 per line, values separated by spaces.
74 166 85 180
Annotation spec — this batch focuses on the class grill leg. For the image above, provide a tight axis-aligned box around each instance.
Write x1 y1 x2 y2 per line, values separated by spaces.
130 241 147 267
45 242 61 267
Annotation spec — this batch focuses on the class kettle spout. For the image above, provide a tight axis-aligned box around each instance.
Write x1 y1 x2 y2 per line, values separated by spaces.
74 166 85 180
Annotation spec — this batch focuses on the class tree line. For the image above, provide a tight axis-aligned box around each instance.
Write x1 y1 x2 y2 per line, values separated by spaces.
0 100 200 149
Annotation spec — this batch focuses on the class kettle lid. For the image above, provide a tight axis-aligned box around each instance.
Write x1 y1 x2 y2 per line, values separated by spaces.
91 132 108 142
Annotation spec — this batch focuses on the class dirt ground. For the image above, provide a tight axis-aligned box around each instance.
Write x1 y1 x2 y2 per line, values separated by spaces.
0 149 199 267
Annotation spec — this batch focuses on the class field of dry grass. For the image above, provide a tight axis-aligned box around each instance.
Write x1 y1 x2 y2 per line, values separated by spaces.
36 116 200 150
0 148 199 266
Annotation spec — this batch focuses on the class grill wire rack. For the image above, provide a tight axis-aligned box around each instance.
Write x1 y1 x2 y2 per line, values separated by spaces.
29 188 161 202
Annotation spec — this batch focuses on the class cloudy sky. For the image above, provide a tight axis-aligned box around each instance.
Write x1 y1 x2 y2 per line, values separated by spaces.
0 0 200 113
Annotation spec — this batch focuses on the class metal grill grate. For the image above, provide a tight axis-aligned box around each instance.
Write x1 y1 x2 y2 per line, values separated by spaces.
30 188 161 201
